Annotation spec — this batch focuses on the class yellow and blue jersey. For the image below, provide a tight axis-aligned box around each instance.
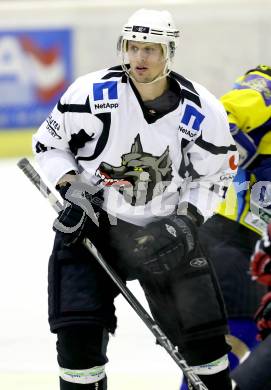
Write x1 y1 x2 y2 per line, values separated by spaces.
217 65 271 233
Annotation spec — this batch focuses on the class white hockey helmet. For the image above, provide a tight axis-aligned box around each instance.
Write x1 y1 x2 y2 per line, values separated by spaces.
118 9 180 80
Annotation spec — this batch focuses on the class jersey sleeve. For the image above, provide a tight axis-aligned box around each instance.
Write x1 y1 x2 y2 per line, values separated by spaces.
178 97 238 222
220 73 271 169
32 91 77 187
32 77 103 187
220 86 271 133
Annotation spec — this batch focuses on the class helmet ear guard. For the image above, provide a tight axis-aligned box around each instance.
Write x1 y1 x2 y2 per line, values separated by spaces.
168 41 176 61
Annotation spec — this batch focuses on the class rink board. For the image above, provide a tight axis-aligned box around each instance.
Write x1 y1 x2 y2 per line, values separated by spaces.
0 130 34 158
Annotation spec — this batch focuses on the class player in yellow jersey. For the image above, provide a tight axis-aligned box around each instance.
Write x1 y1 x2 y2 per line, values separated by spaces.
218 64 271 232
200 65 271 388
181 65 271 390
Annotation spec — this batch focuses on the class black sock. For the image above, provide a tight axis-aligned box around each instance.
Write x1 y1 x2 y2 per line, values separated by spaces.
198 368 232 390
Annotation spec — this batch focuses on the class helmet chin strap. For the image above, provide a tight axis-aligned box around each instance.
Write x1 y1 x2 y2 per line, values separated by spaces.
122 62 170 85
120 43 171 85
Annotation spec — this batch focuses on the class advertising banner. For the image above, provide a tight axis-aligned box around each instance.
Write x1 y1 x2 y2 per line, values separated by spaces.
0 29 73 130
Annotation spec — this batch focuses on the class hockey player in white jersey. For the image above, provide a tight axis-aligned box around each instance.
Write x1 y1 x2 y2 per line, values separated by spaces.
33 9 238 390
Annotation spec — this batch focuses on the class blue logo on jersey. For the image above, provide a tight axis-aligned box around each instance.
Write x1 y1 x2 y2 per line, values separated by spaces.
181 104 205 131
93 81 118 101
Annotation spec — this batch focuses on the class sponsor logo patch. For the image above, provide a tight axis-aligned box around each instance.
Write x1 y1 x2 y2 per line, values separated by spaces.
132 26 150 33
92 81 119 112
229 155 238 170
93 81 118 101
220 172 236 181
190 257 208 268
181 104 205 131
165 224 177 237
94 102 119 110
46 114 61 139
178 125 198 138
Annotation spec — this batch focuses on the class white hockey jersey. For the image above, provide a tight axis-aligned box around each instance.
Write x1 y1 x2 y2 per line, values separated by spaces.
33 65 238 226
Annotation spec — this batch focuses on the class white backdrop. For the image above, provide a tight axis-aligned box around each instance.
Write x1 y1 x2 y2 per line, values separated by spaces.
0 0 270 97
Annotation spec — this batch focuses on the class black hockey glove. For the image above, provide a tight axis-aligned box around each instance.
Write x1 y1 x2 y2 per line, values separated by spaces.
53 182 103 246
254 292 271 341
53 183 88 246
250 224 271 286
113 214 198 276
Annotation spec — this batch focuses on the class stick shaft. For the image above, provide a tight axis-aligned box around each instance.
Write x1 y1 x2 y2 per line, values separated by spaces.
17 158 62 213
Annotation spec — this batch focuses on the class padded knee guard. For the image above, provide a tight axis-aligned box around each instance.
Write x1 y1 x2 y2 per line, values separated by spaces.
57 325 109 389
173 245 228 342
48 232 118 333
142 242 228 347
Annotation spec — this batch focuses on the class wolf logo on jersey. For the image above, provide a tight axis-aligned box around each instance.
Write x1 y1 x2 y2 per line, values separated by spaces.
96 134 173 206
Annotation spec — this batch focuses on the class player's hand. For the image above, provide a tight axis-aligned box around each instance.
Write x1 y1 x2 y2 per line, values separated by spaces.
254 292 271 341
53 183 88 246
124 214 197 275
250 224 271 286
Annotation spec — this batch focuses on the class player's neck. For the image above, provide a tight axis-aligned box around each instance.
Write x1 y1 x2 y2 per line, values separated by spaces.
133 77 169 102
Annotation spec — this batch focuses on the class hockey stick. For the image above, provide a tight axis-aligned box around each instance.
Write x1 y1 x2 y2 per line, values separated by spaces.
250 199 271 225
17 157 208 390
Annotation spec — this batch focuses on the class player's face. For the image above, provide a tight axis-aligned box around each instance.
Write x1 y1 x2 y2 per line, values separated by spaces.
127 41 166 83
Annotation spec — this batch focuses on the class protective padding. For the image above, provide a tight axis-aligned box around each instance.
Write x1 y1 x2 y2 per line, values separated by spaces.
57 325 109 389
48 232 119 333
140 241 228 349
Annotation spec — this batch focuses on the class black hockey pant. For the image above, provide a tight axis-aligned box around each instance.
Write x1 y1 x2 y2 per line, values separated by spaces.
48 218 231 389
